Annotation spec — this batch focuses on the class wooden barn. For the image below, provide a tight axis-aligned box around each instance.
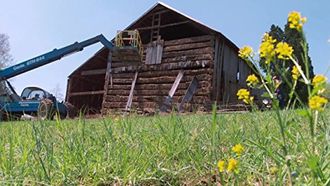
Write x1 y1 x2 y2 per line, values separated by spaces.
66 2 252 115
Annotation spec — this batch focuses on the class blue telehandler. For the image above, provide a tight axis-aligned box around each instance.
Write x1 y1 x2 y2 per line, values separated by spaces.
0 34 113 121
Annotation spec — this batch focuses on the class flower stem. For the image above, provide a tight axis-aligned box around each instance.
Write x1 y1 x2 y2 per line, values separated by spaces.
313 111 318 153
286 80 297 110
289 56 309 85
259 75 274 99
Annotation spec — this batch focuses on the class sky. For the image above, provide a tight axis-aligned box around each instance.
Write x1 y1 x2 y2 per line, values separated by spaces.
0 0 329 99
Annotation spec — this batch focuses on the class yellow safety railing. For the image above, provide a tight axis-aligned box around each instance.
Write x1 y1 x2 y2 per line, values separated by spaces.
115 30 143 60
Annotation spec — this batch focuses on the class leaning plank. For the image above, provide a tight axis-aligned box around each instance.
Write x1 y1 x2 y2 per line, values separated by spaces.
125 72 138 111
178 77 199 112
169 71 184 97
160 71 184 112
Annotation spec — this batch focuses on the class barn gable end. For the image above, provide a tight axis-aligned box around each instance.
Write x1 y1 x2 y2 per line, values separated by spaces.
66 2 251 115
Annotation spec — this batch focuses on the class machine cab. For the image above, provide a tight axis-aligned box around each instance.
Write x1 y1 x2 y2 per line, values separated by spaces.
21 87 51 101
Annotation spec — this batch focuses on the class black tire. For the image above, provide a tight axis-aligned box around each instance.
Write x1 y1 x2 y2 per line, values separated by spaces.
38 99 54 120
59 111 67 120
64 102 78 119
0 111 5 121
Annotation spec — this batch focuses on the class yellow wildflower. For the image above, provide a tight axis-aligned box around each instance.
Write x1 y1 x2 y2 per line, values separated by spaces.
114 117 120 122
246 74 259 87
275 42 293 60
239 46 253 59
237 89 254 104
269 166 278 175
232 144 244 156
259 33 276 64
227 158 238 173
217 160 225 173
291 66 300 80
288 11 307 31
312 75 327 87
309 96 328 111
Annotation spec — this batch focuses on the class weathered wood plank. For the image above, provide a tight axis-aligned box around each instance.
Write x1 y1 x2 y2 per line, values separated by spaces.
103 95 212 110
112 56 141 62
101 50 112 114
164 41 212 52
112 78 135 84
162 47 214 59
125 72 138 111
137 20 190 31
138 74 211 84
145 45 153 65
81 69 106 76
164 35 214 46
156 40 163 64
178 77 199 112
111 67 212 78
168 71 184 97
111 62 141 68
107 81 211 90
70 90 105 96
162 53 213 63
110 75 212 86
111 60 212 73
105 95 161 103
107 88 210 96
103 102 158 109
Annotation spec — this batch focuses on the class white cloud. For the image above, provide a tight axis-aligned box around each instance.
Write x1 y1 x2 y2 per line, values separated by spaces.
328 38 330 43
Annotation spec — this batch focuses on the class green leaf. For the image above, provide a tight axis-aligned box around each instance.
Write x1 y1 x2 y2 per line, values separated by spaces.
296 109 309 117
306 155 319 171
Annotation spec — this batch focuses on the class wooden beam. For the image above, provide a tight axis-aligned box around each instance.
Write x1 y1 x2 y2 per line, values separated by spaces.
65 78 72 102
152 9 170 15
70 90 105 96
169 70 184 97
111 60 211 74
160 71 184 112
125 72 138 111
102 50 113 115
81 69 106 76
164 35 214 46
137 21 190 31
178 77 199 112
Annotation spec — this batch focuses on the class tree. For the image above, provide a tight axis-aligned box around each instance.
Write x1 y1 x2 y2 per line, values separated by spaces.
0 33 12 68
51 83 64 101
260 24 315 107
0 33 13 94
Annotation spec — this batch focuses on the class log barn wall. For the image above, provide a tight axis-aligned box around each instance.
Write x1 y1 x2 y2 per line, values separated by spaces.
102 35 215 113
66 2 252 114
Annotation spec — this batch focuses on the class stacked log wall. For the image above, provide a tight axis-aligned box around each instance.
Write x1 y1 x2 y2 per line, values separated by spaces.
102 35 215 113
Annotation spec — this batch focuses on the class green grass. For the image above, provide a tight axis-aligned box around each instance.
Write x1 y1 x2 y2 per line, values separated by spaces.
0 109 329 185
